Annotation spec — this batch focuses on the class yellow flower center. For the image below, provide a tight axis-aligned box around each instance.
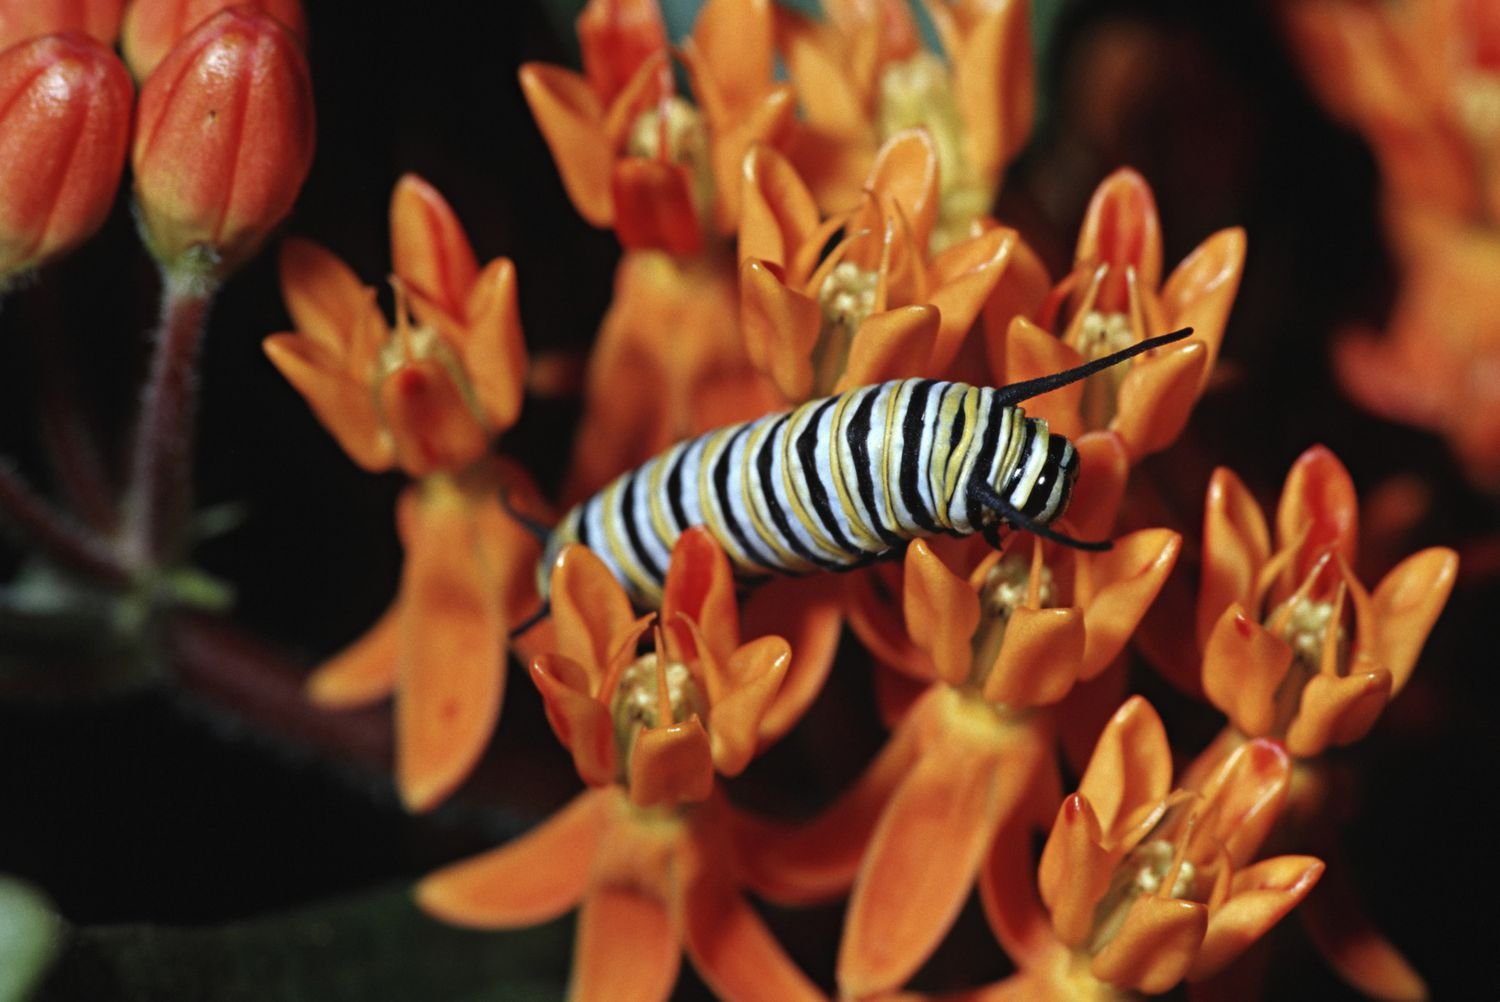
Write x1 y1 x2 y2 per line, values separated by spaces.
1087 839 1199 956
813 260 880 394
610 651 708 777
876 51 989 251
1075 309 1134 430
1267 593 1346 736
970 550 1056 693
626 96 715 236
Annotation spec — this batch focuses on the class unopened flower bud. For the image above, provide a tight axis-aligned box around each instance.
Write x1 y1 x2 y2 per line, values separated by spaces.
0 33 132 285
0 0 124 50
119 0 306 81
131 7 314 281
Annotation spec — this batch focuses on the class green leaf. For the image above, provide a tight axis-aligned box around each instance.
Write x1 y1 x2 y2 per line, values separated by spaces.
35 884 571 1002
0 876 62 1002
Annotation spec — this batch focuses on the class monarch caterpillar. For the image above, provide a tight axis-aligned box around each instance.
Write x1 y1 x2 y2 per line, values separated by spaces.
530 327 1192 613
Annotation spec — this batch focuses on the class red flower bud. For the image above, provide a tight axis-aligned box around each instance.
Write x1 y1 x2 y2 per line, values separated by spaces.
0 33 132 283
0 0 124 50
119 0 306 81
131 7 314 280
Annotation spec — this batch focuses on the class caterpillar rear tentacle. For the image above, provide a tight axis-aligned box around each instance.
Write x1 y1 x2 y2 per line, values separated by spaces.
513 327 1193 633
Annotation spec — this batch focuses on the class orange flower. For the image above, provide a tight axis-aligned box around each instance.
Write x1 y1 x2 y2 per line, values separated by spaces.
131 7 314 281
1003 168 1245 462
738 132 1049 404
0 0 123 49
519 0 793 255
0 32 132 285
264 175 537 812
776 0 1033 245
418 532 822 1002
733 452 1179 998
976 698 1323 999
1196 446 1457 758
120 0 306 81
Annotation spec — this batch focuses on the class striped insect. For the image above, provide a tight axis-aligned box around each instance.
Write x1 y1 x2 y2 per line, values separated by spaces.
530 327 1192 614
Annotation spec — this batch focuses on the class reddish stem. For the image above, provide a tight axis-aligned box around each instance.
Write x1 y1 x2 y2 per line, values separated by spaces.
0 459 130 585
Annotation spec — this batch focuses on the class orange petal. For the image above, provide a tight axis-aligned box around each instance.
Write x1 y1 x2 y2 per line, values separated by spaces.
1276 445 1359 595
1190 855 1324 981
1075 168 1163 311
630 718 715 807
775 8 867 138
1161 227 1245 385
1191 738 1290 867
1066 430 1129 539
838 304 942 389
389 173 479 321
576 0 668 105
706 636 789 776
978 818 1056 971
1199 467 1271 650
278 237 384 357
983 605 1085 706
1364 547 1457 694
661 526 740 671
1078 695 1172 843
705 85 797 235
926 227 1020 374
949 0 1034 193
612 157 704 255
903 539 981 687
461 257 528 432
845 562 935 681
571 882 680 1002
1299 847 1429 1002
1201 605 1294 739
530 653 617 786
866 129 940 255
550 543 637 693
517 63 614 228
416 788 609 926
1076 528 1182 680
730 688 933 905
1111 339 1208 460
838 730 1009 998
740 258 820 401
379 360 492 477
1090 895 1206 995
263 334 393 472
305 601 398 707
686 0 775 126
738 143 821 271
1285 670 1392 758
742 575 844 743
1037 793 1113 947
998 316 1085 439
394 483 506 812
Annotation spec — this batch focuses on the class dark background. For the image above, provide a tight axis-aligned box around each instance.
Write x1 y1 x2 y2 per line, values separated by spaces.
0 1 1494 998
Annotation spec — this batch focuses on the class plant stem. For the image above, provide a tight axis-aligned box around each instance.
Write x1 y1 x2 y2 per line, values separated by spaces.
0 460 130 585
120 269 218 570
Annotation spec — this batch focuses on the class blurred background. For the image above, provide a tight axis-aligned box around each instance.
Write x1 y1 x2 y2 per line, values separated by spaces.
0 0 1494 998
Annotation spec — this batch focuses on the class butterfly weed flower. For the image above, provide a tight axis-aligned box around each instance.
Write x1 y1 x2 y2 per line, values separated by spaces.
263 175 539 812
418 531 823 1002
120 0 306 81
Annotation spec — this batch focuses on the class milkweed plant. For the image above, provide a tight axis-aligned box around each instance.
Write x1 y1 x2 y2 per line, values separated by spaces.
0 1 1490 1000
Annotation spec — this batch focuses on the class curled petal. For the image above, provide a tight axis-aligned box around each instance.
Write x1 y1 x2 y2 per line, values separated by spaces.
576 0 668 105
738 143 821 271
1365 547 1457 694
630 718 715 808
1076 168 1163 309
1191 738 1290 867
416 789 609 927
1201 605 1294 739
1078 695 1172 843
927 227 1022 374
686 0 775 127
1199 467 1271 649
1161 227 1246 384
278 237 385 360
1190 855 1324 981
838 304 942 390
517 63 613 227
1285 670 1393 758
379 360 491 477
394 484 505 812
706 636 789 776
1277 445 1359 595
1111 339 1209 460
530 654 616 786
661 526 740 671
550 544 637 693
1065 430 1129 540
948 0 1034 193
572 883 680 1002
612 157 703 256
461 257 528 431
1090 895 1207 995
1037 794 1112 947
983 606 1085 707
743 575 843 743
262 334 392 472
1077 528 1181 680
903 540 981 687
740 259 820 401
865 129 940 255
305 602 398 707
706 85 797 235
389 173 479 323
999 316 1086 438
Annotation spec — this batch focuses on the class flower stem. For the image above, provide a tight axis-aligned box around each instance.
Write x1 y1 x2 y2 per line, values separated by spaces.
121 269 219 570
0 459 130 585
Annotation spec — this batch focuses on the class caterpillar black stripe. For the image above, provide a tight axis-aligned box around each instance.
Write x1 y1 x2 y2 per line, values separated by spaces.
531 328 1193 612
